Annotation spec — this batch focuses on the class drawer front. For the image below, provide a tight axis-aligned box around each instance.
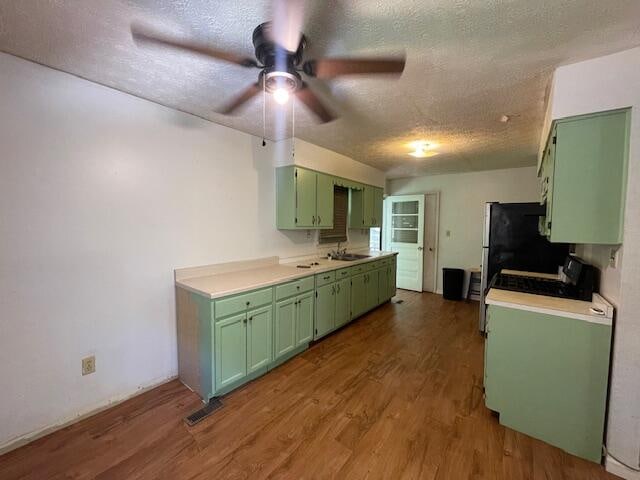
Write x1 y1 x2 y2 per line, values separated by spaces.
275 276 314 301
350 264 367 276
316 271 336 287
336 267 351 279
378 258 390 267
215 288 273 320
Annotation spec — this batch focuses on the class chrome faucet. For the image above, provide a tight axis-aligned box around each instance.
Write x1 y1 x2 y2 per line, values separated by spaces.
330 242 347 258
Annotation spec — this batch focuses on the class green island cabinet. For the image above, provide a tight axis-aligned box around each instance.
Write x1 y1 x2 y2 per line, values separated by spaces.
350 185 384 228
276 165 384 230
175 254 398 402
484 304 612 462
538 108 630 244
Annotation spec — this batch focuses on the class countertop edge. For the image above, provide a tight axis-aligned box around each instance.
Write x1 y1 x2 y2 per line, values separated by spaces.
176 251 398 300
485 292 612 326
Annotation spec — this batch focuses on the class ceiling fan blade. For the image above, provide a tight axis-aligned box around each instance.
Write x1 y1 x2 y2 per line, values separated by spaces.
218 83 261 115
295 84 336 123
270 0 305 52
303 57 406 78
131 24 258 68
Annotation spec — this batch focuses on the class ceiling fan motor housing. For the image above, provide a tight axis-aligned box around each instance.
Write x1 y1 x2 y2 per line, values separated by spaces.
253 22 305 93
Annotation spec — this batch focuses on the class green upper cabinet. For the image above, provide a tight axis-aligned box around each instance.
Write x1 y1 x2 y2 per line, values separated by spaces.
316 173 334 228
540 108 630 244
296 167 317 228
350 185 384 228
276 166 331 229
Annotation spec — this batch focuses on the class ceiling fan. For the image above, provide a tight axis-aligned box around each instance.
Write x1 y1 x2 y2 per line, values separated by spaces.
131 0 405 123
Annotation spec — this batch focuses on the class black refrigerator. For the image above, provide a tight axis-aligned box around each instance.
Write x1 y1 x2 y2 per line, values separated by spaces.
479 202 569 332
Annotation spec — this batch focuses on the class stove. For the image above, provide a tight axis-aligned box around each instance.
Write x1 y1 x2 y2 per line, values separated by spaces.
490 273 578 299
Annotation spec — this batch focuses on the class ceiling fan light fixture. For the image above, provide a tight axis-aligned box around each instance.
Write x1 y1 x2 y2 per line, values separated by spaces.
273 88 290 105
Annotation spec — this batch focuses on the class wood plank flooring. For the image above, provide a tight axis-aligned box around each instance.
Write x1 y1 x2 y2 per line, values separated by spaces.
0 291 619 479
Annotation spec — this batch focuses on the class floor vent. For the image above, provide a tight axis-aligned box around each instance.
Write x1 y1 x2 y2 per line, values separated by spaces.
394 299 404 304
184 398 223 426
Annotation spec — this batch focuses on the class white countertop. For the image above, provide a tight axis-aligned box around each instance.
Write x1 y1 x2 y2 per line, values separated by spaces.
486 270 614 326
176 250 397 299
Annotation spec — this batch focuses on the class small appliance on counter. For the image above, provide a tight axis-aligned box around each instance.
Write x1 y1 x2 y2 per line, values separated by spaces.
479 202 570 332
490 255 596 301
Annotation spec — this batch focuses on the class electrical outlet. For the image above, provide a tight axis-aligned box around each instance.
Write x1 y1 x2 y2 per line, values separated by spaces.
609 248 619 268
82 356 95 376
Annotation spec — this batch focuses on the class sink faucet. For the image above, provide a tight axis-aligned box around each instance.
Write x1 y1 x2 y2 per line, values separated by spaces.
330 242 347 258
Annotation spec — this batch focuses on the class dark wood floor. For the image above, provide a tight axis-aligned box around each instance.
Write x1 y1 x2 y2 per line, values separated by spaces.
0 291 619 479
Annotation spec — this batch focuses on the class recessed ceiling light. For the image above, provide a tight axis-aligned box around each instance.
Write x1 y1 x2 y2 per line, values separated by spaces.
500 115 510 123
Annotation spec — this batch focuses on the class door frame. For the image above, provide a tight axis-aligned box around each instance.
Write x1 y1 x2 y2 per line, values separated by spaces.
423 191 440 294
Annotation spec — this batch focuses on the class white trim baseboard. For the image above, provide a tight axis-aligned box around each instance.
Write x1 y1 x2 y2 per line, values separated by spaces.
0 374 177 456
606 455 640 479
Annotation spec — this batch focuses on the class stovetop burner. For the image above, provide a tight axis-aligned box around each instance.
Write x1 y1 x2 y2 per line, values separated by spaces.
490 273 579 299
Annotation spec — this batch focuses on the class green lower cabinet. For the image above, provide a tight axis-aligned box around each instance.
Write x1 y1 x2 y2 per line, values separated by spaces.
315 283 335 339
214 313 247 390
247 305 272 373
351 273 367 319
274 298 297 359
296 291 314 345
377 267 389 303
335 278 351 328
365 270 379 311
484 305 612 463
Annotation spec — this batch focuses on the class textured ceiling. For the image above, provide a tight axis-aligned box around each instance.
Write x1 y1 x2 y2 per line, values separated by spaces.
1 1 640 177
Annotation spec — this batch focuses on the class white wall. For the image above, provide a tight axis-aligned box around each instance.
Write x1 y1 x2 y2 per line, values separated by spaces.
0 52 384 450
387 166 540 292
544 47 640 475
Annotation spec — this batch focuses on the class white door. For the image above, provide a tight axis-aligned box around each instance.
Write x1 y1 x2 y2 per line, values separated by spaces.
383 195 425 292
422 193 439 293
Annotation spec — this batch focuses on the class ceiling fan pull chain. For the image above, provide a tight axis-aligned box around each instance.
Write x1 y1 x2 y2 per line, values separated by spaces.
262 79 266 146
291 94 296 159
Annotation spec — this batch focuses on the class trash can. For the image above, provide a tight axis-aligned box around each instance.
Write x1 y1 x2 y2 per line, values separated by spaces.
443 268 464 300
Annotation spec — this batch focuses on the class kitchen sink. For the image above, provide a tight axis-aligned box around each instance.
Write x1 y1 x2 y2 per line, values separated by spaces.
332 253 371 261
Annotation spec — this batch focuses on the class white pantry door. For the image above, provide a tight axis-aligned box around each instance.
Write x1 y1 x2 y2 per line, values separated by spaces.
383 195 425 292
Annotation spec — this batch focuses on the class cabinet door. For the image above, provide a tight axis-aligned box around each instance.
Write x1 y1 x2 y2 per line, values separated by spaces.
315 283 335 339
372 187 384 227
363 186 375 227
316 173 334 228
247 305 272 373
274 298 297 359
215 313 247 390
296 291 314 345
365 270 379 311
551 110 629 244
351 273 367 319
389 258 397 298
378 266 389 304
295 167 317 228
335 278 351 328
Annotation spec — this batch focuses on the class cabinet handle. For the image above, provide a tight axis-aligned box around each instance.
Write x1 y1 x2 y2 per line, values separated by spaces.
312 216 316 225
243 318 247 324
249 316 253 321
337 284 341 293
318 216 321 224
324 275 331 280
246 301 250 306
296 285 300 290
